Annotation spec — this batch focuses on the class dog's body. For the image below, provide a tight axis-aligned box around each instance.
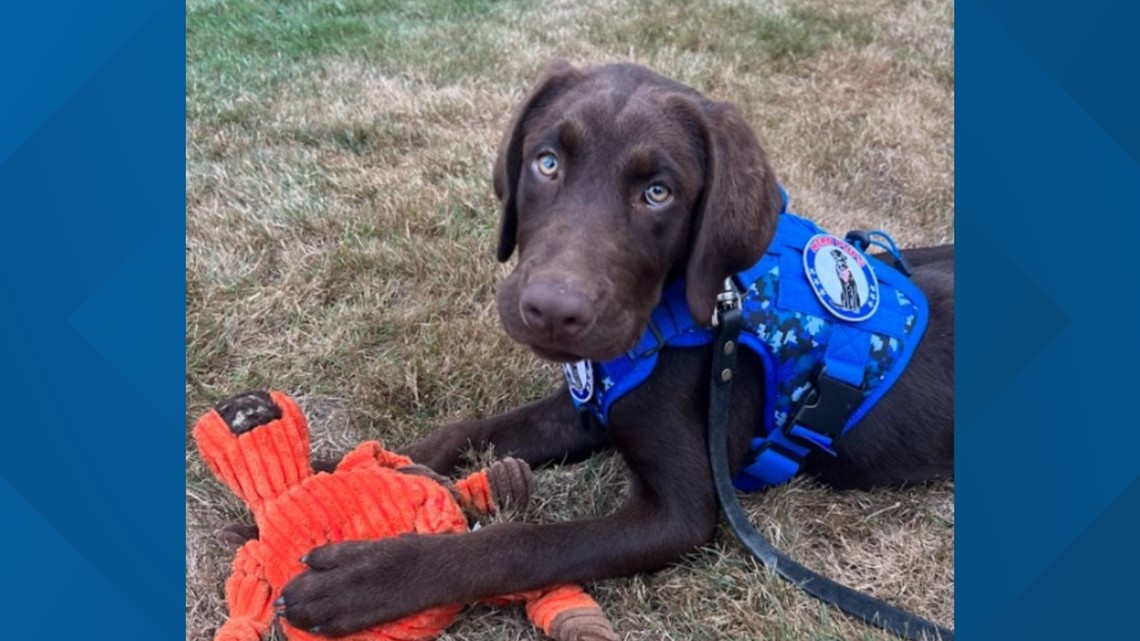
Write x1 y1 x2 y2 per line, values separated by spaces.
277 62 954 636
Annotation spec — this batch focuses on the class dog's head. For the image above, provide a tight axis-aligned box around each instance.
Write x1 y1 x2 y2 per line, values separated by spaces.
493 61 783 362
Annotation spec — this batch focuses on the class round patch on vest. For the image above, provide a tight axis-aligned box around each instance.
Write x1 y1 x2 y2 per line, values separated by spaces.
803 234 880 322
563 360 594 403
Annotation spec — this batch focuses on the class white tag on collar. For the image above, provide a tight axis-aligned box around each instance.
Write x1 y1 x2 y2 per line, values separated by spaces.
563 360 594 403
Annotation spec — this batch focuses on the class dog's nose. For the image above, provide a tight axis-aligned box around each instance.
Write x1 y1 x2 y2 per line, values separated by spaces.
519 280 595 343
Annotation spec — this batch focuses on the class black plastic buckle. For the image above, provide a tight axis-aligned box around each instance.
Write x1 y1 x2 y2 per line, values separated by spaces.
789 369 866 441
747 371 865 464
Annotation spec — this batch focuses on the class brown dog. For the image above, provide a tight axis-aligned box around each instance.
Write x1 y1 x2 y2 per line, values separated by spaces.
276 61 954 636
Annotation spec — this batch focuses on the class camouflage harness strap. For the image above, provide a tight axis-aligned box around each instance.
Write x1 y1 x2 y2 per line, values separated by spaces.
707 279 954 641
564 187 930 492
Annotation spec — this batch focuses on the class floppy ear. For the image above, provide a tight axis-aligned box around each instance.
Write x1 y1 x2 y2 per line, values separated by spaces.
492 59 585 262
684 100 783 325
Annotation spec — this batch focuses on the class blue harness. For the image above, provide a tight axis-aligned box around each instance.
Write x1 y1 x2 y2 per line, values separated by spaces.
563 190 929 492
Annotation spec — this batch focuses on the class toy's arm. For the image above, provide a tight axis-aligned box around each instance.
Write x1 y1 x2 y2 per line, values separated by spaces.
454 457 534 516
339 445 535 517
484 584 618 641
335 441 413 472
214 542 274 641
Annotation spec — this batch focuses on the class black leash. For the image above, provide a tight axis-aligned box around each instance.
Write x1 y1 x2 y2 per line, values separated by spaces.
707 282 953 641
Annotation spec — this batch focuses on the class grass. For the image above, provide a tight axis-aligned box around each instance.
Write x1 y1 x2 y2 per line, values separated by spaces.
186 0 954 639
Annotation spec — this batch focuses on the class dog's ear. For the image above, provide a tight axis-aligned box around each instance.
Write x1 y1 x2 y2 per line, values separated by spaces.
493 59 585 262
684 100 782 325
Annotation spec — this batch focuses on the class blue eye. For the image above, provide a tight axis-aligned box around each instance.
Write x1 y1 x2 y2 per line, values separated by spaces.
536 153 559 176
645 184 672 205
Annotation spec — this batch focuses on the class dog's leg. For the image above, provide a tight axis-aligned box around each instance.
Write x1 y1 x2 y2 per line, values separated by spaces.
280 498 712 635
399 385 610 474
278 379 721 635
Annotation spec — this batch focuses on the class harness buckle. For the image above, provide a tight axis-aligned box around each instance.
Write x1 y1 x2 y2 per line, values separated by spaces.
789 368 866 441
745 369 866 475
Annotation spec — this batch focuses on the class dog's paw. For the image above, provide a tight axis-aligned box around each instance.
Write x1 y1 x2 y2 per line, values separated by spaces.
277 536 440 635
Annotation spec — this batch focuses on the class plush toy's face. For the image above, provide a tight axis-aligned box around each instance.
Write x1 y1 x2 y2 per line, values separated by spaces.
195 390 315 516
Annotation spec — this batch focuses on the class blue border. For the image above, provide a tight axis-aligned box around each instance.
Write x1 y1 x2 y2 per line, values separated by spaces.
3 0 1139 637
0 1 184 638
958 0 1140 638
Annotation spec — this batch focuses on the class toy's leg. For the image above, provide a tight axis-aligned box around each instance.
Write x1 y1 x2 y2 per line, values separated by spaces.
215 542 273 641
484 585 617 641
526 585 618 641
454 457 534 515
334 440 413 473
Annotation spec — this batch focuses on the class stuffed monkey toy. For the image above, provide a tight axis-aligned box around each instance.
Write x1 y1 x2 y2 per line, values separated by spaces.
194 390 618 641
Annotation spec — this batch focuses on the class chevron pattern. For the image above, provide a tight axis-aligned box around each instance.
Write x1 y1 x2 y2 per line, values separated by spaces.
0 1 183 639
958 0 1140 638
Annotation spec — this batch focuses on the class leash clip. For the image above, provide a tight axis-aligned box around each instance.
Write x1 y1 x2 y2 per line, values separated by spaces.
711 278 741 327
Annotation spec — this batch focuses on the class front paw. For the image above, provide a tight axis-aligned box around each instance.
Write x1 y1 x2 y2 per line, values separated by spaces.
277 537 439 636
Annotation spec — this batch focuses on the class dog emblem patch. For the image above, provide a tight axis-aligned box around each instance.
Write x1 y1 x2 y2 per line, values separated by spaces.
803 234 879 322
563 360 594 403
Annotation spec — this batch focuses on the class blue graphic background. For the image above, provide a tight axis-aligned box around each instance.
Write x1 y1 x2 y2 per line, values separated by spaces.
958 0 1140 638
0 1 184 638
1 0 1137 638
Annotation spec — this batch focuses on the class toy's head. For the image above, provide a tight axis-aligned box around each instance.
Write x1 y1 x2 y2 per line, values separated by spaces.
194 390 314 516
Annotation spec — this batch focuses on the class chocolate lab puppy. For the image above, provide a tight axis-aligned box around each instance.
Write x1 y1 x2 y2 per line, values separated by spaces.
277 61 954 635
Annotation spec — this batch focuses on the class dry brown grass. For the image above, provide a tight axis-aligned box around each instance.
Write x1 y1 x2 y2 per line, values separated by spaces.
187 0 953 639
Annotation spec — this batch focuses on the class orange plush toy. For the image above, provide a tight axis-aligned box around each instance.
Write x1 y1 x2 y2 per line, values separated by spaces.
194 390 617 641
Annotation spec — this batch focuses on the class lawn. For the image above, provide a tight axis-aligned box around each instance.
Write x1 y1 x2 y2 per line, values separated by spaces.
186 0 954 639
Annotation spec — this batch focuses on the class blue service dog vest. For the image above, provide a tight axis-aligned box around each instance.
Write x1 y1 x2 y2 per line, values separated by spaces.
562 192 929 492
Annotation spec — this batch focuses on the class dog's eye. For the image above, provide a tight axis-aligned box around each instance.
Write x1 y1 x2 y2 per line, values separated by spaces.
535 153 559 177
644 184 672 206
